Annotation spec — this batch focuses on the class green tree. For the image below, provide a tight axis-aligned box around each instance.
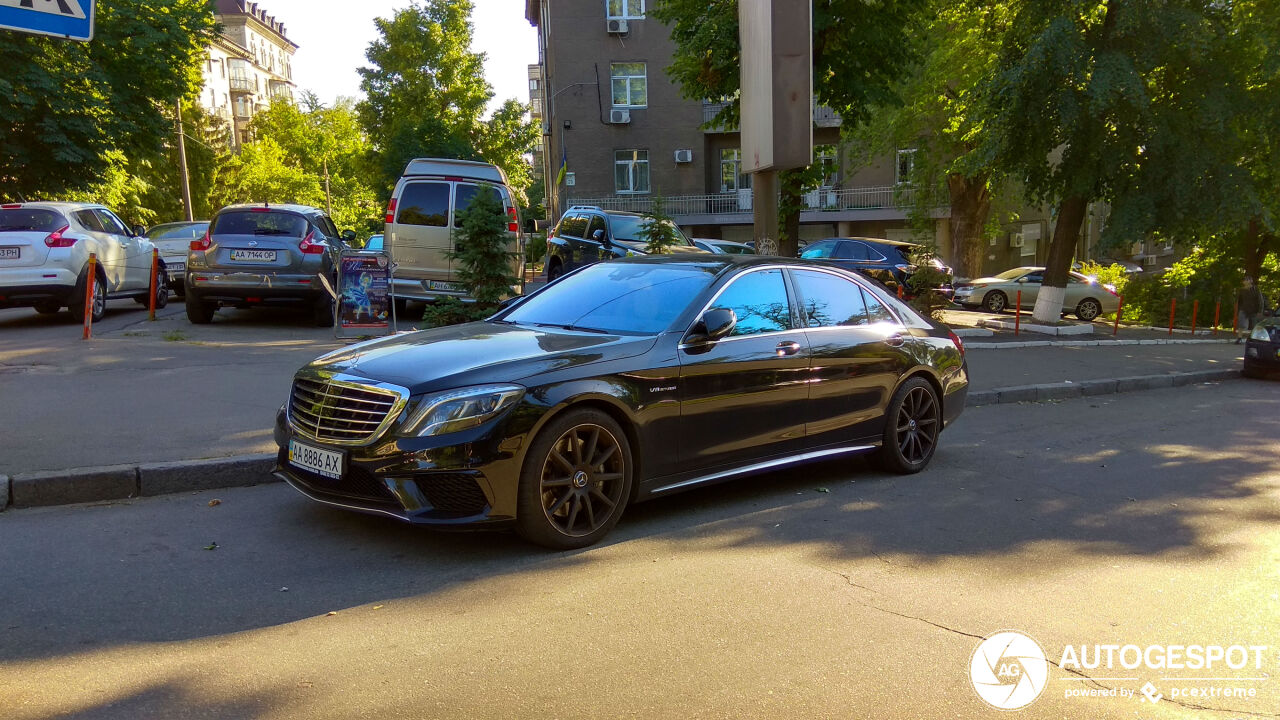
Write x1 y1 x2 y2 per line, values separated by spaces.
973 0 1240 322
422 186 518 326
652 0 929 257
635 196 682 254
210 137 324 209
479 99 540 205
0 0 216 200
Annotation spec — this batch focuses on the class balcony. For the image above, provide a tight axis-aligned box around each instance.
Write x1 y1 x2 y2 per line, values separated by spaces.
567 185 926 225
813 104 842 128
229 76 254 93
700 102 843 133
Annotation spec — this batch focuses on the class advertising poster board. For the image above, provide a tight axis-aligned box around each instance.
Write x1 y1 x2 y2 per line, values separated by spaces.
336 249 395 338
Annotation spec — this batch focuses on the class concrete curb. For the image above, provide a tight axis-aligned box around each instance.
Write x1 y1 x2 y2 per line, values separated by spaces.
8 453 280 510
964 368 1240 408
966 338 1235 349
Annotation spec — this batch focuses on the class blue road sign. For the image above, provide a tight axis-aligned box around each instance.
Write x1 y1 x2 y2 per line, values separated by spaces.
0 0 95 42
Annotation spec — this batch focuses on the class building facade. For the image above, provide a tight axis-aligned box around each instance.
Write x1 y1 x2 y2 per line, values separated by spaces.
200 0 299 150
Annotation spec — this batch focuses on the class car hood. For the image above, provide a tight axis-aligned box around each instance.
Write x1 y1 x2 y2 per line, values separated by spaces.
305 321 657 393
965 276 1014 285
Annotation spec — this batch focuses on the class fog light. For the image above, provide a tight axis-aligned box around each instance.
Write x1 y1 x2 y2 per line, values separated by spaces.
1246 347 1258 358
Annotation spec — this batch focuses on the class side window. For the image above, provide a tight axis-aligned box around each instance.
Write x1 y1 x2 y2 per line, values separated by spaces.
396 182 449 227
862 243 888 262
799 240 836 259
862 288 898 324
586 215 607 241
792 269 871 327
561 214 589 239
1024 272 1044 284
453 183 479 228
73 210 106 233
320 216 340 238
712 269 793 337
95 210 128 236
832 242 858 259
846 242 872 261
1067 274 1085 285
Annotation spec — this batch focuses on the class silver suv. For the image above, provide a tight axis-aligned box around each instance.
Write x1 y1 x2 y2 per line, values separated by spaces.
0 202 168 321
185 204 348 326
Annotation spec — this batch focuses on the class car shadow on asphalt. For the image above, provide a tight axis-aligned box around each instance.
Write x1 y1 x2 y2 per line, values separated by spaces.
0 382 1276 666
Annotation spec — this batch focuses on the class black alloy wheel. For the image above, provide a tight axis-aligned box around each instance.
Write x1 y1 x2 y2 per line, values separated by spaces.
517 409 632 549
878 377 941 474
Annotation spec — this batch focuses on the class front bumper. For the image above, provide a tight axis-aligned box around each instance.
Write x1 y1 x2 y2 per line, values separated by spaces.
1244 339 1280 372
273 405 524 528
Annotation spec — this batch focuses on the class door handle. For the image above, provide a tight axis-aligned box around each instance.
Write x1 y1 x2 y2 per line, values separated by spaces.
775 341 802 356
884 334 906 348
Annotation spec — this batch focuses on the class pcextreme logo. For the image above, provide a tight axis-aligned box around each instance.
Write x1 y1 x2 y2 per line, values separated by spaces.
969 630 1050 711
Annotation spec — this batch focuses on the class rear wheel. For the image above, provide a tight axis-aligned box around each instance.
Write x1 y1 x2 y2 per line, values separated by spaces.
69 271 106 323
185 292 215 324
877 377 942 474
33 300 62 315
981 290 1008 313
313 295 334 327
1076 298 1102 321
516 409 633 550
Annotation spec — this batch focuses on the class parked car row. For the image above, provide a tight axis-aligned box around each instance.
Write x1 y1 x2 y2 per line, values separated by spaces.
953 266 1121 320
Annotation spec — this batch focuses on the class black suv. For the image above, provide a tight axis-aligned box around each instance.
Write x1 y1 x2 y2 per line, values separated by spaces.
545 206 703 280
800 237 953 298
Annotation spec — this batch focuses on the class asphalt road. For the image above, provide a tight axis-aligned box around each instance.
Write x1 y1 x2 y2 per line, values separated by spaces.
2 381 1278 719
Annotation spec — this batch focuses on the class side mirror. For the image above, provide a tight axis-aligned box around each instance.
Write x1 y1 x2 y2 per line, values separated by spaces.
686 307 737 345
132 225 147 237
592 228 611 247
342 230 357 243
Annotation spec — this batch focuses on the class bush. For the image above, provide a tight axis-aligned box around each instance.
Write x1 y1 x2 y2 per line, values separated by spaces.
421 185 518 328
634 196 682 254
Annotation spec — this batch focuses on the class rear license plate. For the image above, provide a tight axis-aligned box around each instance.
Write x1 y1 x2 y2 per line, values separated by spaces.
288 439 344 479
428 280 463 292
0 247 19 260
167 261 185 272
230 249 277 262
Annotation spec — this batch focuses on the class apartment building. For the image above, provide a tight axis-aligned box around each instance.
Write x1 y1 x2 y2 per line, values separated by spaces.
199 0 299 150
529 63 547 191
521 1 1128 275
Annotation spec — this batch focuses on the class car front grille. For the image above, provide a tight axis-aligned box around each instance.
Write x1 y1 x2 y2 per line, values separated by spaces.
288 377 405 445
283 455 399 508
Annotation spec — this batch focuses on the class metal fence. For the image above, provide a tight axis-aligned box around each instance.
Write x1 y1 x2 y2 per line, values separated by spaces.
568 185 913 217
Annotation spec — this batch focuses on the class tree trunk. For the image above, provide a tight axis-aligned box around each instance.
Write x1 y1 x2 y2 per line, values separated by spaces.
1031 194 1088 323
778 169 802 258
1243 217 1272 282
946 172 992 278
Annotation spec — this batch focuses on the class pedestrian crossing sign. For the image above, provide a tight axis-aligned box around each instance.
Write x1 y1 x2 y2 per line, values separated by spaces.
0 0 95 42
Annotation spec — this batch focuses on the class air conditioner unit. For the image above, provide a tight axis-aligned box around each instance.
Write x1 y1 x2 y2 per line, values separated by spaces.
673 149 693 163
609 108 631 124
1009 233 1024 248
607 18 629 34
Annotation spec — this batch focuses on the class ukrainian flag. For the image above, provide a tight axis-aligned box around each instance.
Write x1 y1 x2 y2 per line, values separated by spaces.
556 148 567 186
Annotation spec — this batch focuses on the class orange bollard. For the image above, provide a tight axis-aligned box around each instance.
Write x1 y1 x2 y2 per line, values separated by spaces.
148 248 159 321
1113 295 1124 336
1213 300 1221 336
82 253 97 340
1191 299 1198 335
897 283 904 299
1015 290 1021 336
1169 297 1176 335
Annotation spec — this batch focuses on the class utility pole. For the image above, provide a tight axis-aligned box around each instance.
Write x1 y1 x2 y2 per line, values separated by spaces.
323 158 333 216
175 101 194 222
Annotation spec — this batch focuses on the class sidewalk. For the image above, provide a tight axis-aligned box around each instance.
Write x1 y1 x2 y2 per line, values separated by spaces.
0 306 1249 510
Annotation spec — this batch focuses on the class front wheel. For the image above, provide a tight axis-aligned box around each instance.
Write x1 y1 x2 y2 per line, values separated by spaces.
516 409 633 550
1076 298 1102 321
981 291 1008 313
877 377 942 474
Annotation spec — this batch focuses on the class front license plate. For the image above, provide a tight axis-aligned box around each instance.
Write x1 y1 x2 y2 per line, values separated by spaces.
0 247 19 260
288 439 344 479
230 249 277 262
428 280 463 292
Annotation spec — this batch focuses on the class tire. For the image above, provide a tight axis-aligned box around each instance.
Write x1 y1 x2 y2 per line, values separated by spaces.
1076 298 1102 321
1242 362 1265 379
185 292 215 324
546 260 564 282
313 295 334 327
136 279 169 309
876 377 942 474
33 300 62 315
981 290 1008 313
516 409 633 550
69 270 106 323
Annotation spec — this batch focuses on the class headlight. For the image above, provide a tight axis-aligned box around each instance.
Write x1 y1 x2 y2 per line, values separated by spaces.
400 384 524 437
1251 325 1272 342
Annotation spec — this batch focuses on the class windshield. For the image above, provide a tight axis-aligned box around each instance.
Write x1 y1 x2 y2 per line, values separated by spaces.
994 267 1033 280
609 216 695 246
502 262 718 334
0 208 65 233
211 211 308 237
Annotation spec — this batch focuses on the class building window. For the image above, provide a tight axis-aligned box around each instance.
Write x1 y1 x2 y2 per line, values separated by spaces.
615 150 650 194
896 148 916 185
610 63 647 108
529 78 540 91
606 0 645 19
816 144 839 187
531 98 542 116
719 148 752 193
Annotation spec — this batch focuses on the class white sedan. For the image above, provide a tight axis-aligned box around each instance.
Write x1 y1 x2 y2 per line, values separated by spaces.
953 266 1121 320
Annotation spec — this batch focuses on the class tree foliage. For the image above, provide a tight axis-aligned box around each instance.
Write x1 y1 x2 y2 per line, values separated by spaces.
210 136 324 210
635 196 683 254
0 0 216 200
422 185 518 326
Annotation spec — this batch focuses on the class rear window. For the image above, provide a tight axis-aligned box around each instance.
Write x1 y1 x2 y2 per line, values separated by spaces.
0 208 65 233
397 182 449 227
147 223 207 240
211 211 308 237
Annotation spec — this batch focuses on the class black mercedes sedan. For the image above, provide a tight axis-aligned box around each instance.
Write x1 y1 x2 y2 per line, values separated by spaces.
274 255 969 549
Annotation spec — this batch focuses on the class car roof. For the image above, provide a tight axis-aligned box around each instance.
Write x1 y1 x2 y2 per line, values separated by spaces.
820 236 918 248
217 203 320 216
402 158 507 184
149 220 209 228
1 201 108 211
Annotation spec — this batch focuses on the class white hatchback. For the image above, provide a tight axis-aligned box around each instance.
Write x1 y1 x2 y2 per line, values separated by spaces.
0 202 168 321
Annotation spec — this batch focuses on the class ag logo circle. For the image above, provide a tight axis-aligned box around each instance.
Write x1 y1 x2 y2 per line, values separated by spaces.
969 630 1049 711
